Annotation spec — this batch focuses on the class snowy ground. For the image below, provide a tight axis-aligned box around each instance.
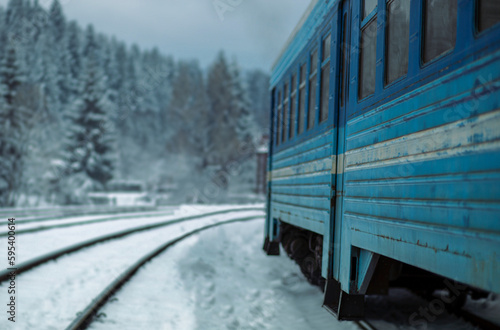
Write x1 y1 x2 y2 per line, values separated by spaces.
90 220 355 330
0 208 264 329
2 205 260 263
0 209 176 235
0 205 496 329
90 221 497 330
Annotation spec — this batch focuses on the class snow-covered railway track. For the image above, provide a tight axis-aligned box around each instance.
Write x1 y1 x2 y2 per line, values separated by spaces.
355 320 378 330
0 209 177 237
65 216 263 330
0 207 263 283
0 205 160 224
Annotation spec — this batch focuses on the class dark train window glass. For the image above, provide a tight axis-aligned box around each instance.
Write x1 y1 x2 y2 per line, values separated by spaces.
341 13 347 107
386 0 410 85
477 0 500 32
308 51 318 129
323 34 331 61
310 50 318 75
363 0 377 20
359 18 377 99
298 64 306 134
282 82 289 142
308 79 317 129
300 63 307 82
271 88 276 145
320 62 330 122
276 90 282 145
423 0 457 63
290 74 297 138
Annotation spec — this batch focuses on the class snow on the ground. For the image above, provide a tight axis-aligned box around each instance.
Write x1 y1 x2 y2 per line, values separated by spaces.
365 289 478 330
89 220 494 330
0 210 264 330
0 203 493 330
464 293 500 325
0 209 176 235
89 220 357 330
9 205 263 263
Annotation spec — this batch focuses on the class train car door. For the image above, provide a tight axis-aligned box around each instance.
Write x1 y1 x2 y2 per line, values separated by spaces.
327 0 351 284
334 0 351 280
324 0 365 320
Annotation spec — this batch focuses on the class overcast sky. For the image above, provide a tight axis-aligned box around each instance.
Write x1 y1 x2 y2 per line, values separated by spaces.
0 0 311 71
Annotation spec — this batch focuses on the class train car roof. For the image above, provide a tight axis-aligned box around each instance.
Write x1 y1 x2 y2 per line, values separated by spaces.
271 0 338 87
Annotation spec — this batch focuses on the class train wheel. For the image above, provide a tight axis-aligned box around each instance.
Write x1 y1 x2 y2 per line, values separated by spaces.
289 236 309 261
300 254 317 284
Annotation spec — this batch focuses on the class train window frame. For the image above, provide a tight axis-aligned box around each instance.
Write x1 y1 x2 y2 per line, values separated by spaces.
307 49 318 130
282 81 289 143
358 0 378 101
319 33 331 123
298 63 307 136
290 73 298 139
421 0 458 65
385 0 411 87
475 0 500 35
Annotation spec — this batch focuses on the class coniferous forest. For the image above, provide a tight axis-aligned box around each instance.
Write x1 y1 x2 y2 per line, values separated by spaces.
0 0 270 206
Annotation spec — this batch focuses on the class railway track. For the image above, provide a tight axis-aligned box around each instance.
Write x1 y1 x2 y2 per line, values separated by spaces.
65 216 263 330
0 209 177 237
0 205 158 222
0 207 264 283
355 320 378 330
401 290 500 330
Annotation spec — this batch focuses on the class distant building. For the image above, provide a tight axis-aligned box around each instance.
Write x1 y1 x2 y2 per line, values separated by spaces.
256 134 269 195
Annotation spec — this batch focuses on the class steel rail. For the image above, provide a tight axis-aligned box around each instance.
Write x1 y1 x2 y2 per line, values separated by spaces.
0 209 177 237
354 320 378 330
0 207 264 283
0 206 161 224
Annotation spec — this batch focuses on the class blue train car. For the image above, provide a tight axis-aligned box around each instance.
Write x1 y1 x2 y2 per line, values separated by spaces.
264 0 500 320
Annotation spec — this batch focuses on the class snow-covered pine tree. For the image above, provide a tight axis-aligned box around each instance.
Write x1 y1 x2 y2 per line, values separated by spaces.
167 60 210 157
0 6 6 57
230 59 255 147
228 59 259 191
246 69 270 132
65 20 82 100
49 0 65 44
63 25 115 197
32 31 61 119
0 41 27 206
206 51 239 166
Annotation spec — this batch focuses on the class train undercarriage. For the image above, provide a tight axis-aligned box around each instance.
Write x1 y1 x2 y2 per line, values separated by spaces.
268 221 491 319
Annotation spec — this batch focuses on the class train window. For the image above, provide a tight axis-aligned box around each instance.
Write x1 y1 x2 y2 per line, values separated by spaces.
276 89 282 146
320 34 331 123
290 74 297 138
363 0 377 20
298 64 306 135
341 13 347 107
359 16 377 99
386 0 410 85
323 34 331 60
308 50 318 129
282 82 289 142
320 63 330 122
477 0 500 32
423 0 457 63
